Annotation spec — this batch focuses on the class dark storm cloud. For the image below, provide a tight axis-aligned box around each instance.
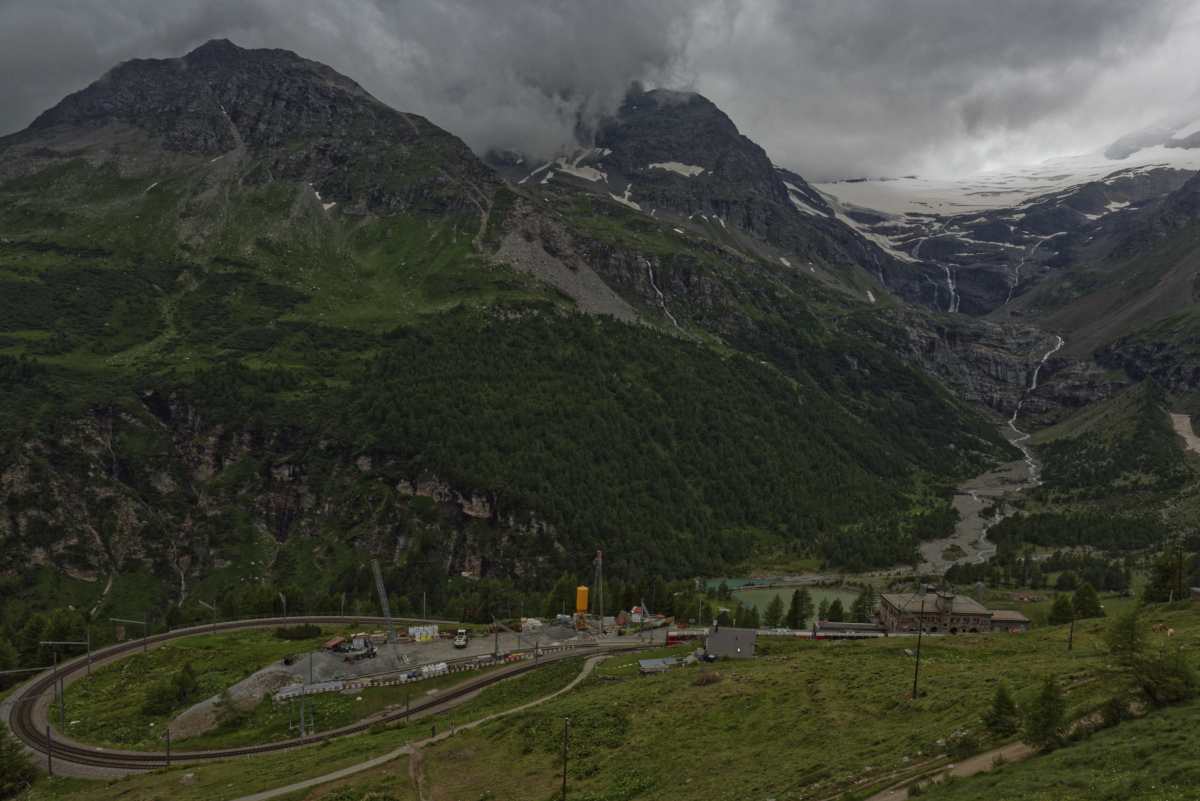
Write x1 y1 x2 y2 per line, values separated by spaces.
2 1 1199 179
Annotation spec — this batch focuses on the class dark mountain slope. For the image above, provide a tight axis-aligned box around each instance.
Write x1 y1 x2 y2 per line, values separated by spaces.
24 39 499 218
0 42 1017 628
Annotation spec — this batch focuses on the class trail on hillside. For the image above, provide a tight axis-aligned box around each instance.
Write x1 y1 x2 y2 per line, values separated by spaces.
863 741 1035 801
231 655 606 801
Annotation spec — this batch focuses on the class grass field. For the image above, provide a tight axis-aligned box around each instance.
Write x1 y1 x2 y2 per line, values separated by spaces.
594 645 695 678
336 602 1199 801
921 696 1200 800
15 657 590 801
49 626 488 751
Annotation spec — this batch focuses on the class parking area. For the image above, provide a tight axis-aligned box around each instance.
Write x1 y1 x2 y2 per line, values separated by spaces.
283 629 572 684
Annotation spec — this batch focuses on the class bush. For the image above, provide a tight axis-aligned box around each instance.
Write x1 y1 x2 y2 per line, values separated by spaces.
274 624 322 641
1134 651 1197 708
140 664 200 716
1099 696 1131 729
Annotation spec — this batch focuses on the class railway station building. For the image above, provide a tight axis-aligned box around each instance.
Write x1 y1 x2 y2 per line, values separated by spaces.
878 586 992 634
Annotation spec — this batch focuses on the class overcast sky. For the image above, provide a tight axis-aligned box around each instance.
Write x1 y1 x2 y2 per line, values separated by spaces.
3 0 1200 181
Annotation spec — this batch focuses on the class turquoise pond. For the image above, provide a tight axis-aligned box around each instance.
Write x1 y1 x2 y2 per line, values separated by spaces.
728 587 858 629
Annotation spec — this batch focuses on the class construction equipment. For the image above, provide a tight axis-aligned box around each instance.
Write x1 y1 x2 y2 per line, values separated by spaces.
370 559 401 664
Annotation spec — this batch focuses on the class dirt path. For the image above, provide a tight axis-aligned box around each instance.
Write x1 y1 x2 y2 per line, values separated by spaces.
864 741 1034 800
1171 413 1200 455
232 655 606 801
408 747 431 801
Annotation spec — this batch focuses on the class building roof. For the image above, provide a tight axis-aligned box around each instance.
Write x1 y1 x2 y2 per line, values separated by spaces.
815 621 886 632
706 626 757 658
880 591 991 616
990 609 1031 623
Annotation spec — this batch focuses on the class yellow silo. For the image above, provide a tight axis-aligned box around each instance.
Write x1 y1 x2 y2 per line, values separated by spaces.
576 586 589 614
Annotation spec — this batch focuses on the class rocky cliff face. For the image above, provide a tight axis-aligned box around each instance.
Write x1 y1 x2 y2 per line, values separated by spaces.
891 312 1126 415
28 39 500 218
0 391 557 599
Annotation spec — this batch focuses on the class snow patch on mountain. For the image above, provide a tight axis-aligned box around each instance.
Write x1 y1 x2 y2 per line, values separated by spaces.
815 145 1200 217
649 162 705 177
610 183 640 210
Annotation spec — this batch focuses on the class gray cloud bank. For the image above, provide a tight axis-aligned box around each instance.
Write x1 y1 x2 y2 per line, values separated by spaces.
3 0 1200 180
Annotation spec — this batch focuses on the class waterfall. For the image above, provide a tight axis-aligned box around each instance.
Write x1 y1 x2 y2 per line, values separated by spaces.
942 266 960 313
1006 336 1064 485
646 261 682 331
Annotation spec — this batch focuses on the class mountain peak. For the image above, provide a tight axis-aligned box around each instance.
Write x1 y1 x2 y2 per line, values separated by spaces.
23 41 500 218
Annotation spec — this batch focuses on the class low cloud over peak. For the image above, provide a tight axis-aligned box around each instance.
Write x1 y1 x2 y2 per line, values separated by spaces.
3 0 1200 181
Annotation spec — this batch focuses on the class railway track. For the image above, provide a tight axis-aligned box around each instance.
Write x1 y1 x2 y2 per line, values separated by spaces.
6 615 651 772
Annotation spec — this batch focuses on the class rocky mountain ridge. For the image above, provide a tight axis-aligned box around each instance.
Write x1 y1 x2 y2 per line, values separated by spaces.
27 38 499 219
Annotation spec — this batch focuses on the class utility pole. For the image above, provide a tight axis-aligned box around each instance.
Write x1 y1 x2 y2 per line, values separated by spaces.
1177 541 1185 604
199 600 217 635
279 592 288 619
309 640 314 685
1068 596 1076 652
594 551 604 632
166 728 171 767
911 597 925 701
42 635 91 678
111 616 150 654
340 592 346 617
46 725 52 777
562 717 570 801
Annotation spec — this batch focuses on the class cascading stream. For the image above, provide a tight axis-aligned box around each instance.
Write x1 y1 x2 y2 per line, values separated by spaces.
1006 335 1064 485
645 260 683 331
1005 233 1063 305
942 265 960 313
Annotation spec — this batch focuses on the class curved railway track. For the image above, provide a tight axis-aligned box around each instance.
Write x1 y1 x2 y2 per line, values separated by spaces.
6 615 650 772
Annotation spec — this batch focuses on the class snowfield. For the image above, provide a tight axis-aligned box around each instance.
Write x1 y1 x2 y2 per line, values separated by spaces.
814 145 1200 218
649 162 705 177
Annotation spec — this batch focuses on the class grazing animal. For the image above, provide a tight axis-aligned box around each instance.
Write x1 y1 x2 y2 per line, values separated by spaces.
1168 629 1175 637
1152 623 1167 632
1009 628 1020 635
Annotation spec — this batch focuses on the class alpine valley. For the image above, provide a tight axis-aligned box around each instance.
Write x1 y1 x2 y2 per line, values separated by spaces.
4 36 1200 801
2 41 1199 621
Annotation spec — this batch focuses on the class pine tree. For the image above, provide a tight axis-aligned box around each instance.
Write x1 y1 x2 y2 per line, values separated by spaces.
1047 594 1074 626
986 682 1019 735
1072 583 1104 619
850 585 877 623
787 588 814 629
764 594 785 628
827 599 846 623
0 719 37 799
1144 542 1190 603
1024 674 1066 752
818 598 830 622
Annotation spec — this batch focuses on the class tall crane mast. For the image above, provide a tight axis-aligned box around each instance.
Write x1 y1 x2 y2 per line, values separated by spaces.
371 558 400 663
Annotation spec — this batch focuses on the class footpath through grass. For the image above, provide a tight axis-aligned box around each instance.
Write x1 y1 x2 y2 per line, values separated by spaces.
919 696 1200 800
382 603 1197 801
50 626 490 751
15 656 589 801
